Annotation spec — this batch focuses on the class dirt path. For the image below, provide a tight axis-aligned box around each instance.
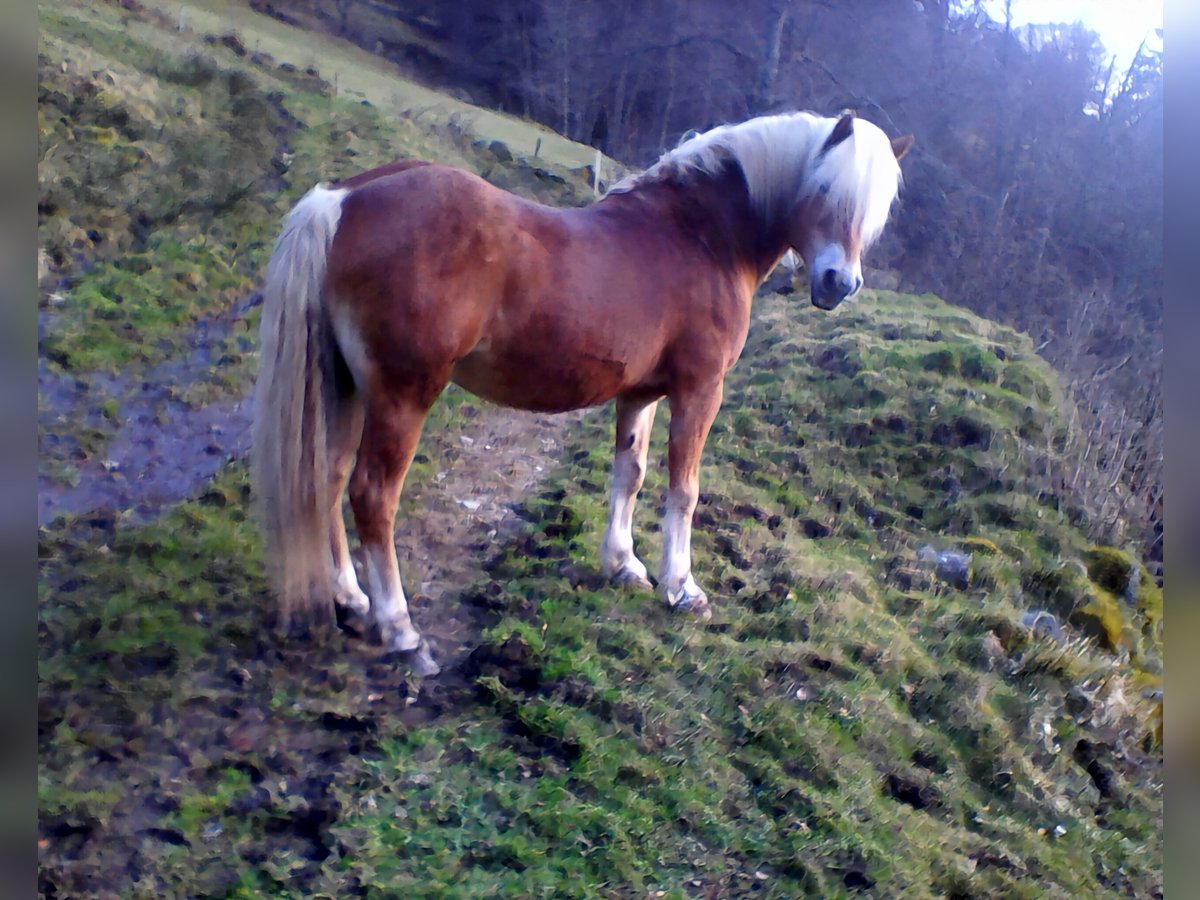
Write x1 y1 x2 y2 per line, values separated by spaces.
391 405 587 670
38 290 592 668
37 298 260 528
38 291 597 893
39 0 613 675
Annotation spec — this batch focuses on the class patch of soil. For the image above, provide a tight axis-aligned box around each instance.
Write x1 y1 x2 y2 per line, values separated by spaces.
38 297 593 892
38 297 261 527
38 617 426 895
39 289 589 674
390 405 587 671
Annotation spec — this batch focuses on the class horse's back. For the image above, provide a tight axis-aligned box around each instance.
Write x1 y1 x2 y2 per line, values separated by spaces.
323 164 593 395
321 160 747 413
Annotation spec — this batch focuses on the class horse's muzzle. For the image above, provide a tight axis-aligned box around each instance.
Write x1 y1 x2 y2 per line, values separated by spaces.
811 269 861 310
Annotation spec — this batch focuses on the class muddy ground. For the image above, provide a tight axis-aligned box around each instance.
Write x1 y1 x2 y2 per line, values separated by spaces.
38 287 588 662
37 292 602 895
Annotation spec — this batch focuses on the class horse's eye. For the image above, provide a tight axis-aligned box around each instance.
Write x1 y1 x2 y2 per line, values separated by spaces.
819 183 830 195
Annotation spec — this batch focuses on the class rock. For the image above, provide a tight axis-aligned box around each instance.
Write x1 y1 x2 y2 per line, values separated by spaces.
488 140 513 163
918 544 971 589
1021 609 1064 644
1083 545 1147 609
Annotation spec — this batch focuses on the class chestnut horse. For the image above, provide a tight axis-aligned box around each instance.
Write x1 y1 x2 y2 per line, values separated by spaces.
252 110 912 674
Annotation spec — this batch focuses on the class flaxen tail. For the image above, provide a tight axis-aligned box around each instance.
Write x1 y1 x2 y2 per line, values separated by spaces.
251 184 348 631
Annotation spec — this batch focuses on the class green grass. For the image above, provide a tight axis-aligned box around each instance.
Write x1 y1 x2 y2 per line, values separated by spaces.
39 290 1162 896
38 0 597 494
39 3 596 375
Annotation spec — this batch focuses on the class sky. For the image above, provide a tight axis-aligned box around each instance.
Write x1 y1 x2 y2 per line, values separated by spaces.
984 0 1164 71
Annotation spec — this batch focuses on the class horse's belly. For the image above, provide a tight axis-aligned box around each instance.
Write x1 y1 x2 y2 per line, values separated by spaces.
450 347 631 413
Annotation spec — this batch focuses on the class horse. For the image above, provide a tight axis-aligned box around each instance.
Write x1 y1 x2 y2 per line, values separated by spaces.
251 109 912 674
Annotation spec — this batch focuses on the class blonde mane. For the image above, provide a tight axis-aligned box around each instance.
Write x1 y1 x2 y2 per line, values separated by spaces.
608 111 902 248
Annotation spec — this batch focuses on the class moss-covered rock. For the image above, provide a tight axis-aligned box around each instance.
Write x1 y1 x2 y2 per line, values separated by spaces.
1071 585 1136 653
1082 545 1163 660
1085 545 1138 596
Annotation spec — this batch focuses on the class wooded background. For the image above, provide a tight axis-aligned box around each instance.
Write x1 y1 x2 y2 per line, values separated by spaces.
249 0 1164 564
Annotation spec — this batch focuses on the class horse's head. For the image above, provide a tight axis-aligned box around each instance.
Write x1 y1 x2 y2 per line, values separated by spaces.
787 112 912 310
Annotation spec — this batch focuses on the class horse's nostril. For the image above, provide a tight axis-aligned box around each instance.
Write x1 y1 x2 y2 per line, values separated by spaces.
821 269 838 289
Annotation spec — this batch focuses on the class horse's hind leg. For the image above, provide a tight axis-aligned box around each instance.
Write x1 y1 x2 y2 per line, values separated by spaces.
349 391 439 672
328 395 369 618
600 397 658 589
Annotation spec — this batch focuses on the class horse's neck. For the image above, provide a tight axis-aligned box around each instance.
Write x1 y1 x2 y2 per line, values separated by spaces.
599 166 791 284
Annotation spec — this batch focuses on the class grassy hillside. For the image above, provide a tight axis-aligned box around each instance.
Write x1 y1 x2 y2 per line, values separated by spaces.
38 0 601 494
38 0 597 368
38 1 1161 896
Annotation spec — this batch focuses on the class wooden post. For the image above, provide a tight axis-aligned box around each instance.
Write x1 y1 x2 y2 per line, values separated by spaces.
593 149 602 197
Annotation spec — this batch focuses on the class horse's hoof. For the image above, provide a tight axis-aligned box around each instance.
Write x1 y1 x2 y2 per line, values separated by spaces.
334 586 370 618
381 621 423 653
669 587 713 621
404 639 441 677
334 602 366 636
613 567 654 592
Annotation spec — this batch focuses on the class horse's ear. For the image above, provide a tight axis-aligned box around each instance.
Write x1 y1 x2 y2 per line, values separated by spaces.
822 111 855 153
891 134 915 161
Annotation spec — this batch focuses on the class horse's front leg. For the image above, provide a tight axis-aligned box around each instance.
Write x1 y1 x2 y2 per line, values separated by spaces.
661 379 724 620
600 396 659 589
